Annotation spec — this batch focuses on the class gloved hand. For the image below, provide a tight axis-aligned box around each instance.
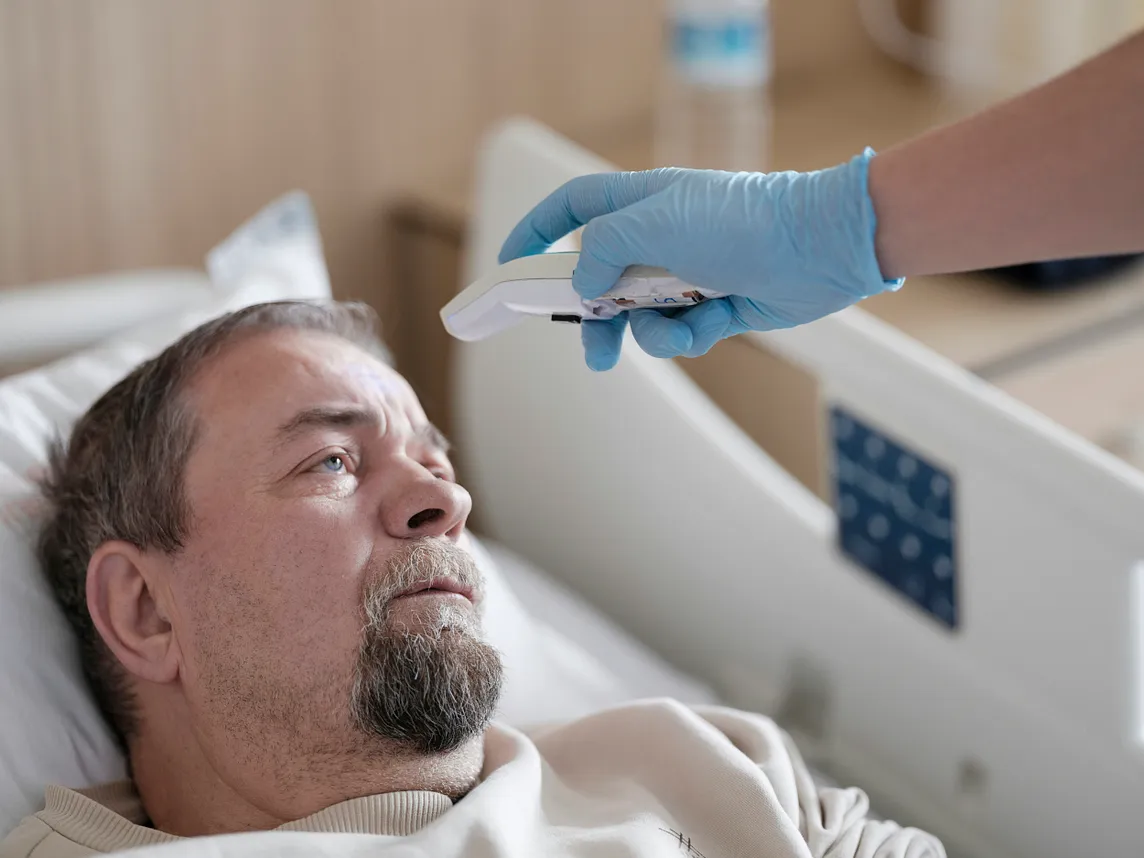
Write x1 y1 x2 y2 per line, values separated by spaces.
498 148 902 371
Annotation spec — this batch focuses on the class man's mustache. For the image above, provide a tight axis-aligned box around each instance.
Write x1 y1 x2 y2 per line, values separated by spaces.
361 539 486 628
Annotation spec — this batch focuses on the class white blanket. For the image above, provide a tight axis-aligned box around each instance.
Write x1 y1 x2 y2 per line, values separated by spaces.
103 701 943 858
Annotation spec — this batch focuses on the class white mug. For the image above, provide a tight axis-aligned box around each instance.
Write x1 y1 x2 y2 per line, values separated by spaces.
857 0 1142 104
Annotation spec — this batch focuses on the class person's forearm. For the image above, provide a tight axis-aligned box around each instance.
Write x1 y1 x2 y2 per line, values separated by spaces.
868 29 1144 279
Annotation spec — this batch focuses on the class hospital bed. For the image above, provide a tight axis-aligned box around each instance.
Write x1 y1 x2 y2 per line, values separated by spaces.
0 126 1140 858
452 119 1144 858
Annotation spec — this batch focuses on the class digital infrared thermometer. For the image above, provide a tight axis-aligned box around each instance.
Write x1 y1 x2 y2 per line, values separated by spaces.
440 252 726 342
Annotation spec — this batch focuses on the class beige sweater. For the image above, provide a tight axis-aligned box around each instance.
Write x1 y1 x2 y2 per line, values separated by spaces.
1 701 945 858
0 782 450 857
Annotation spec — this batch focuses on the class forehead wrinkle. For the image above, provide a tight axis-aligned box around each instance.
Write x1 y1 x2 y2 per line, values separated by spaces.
187 335 329 426
272 406 384 453
184 330 430 476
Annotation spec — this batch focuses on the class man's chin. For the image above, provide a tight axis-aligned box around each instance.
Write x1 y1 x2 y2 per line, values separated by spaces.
352 538 501 753
352 622 504 755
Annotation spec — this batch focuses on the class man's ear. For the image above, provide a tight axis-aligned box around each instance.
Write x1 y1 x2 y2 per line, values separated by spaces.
86 541 179 684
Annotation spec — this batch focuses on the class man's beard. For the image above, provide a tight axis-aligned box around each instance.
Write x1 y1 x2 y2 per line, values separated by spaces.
350 539 504 755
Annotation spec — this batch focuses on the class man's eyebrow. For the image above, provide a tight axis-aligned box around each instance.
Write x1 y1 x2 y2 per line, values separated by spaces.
274 407 378 445
418 423 452 454
273 407 451 454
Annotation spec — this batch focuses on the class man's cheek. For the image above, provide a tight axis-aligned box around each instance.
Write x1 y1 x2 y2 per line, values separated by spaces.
264 563 362 653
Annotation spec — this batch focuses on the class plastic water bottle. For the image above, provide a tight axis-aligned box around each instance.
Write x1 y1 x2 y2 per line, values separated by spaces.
655 0 772 173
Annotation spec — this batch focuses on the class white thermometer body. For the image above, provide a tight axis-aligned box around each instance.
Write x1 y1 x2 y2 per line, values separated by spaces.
440 252 724 341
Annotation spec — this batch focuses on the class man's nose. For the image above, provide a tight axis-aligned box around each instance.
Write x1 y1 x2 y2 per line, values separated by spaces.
380 462 471 541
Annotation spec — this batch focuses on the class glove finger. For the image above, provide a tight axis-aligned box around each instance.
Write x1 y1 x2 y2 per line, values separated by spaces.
498 183 587 263
676 298 735 358
727 296 786 332
628 308 692 359
498 170 686 264
581 315 628 372
573 219 632 299
575 200 682 299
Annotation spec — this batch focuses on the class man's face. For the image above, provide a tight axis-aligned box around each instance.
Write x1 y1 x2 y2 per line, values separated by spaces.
164 329 502 776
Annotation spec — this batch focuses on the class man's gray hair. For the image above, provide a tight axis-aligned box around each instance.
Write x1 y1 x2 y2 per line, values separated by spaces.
37 300 392 749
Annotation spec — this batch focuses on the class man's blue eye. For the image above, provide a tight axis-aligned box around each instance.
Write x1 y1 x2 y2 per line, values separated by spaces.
321 455 346 473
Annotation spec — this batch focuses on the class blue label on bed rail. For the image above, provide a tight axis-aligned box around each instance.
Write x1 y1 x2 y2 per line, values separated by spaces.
830 407 958 630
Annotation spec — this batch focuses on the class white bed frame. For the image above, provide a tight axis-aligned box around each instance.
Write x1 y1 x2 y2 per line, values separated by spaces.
455 118 1144 858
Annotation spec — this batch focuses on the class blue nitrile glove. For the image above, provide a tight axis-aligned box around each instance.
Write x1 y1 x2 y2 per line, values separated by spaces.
498 148 902 371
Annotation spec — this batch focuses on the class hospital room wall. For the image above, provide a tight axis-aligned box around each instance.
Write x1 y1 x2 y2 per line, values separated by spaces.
0 0 884 346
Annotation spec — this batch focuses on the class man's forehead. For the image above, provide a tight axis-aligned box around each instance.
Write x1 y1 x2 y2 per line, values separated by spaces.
190 329 417 428
340 361 409 399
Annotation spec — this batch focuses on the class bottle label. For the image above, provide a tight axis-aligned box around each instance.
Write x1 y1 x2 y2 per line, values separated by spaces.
670 15 771 87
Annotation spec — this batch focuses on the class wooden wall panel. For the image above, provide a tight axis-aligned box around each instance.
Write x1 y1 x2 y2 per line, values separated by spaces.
0 2 655 302
0 0 878 343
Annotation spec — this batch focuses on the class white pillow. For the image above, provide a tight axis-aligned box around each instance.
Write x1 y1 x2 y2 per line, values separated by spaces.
0 192 712 836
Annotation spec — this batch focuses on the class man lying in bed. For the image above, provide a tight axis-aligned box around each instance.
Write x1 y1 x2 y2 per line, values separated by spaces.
0 301 944 858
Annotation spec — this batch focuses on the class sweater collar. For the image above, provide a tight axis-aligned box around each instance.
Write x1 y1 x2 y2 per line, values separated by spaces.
39 780 453 851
